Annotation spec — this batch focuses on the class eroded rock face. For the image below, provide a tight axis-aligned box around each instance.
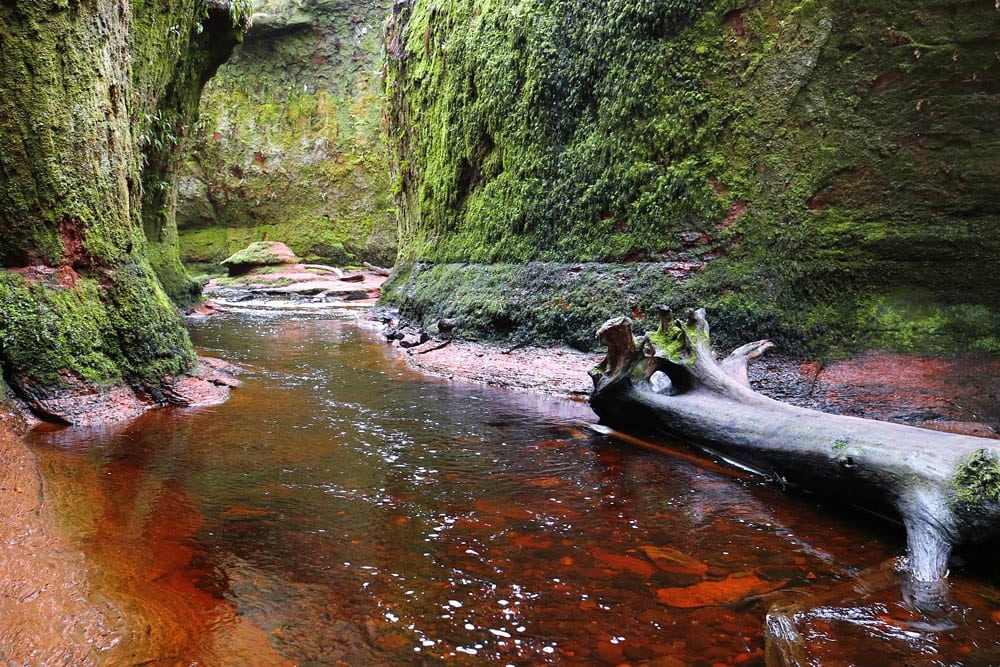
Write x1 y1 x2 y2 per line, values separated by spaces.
177 0 397 273
383 0 1000 356
0 0 245 422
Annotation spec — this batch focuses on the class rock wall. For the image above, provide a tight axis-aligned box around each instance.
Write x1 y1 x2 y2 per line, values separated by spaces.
0 0 245 419
177 0 397 272
382 0 1000 355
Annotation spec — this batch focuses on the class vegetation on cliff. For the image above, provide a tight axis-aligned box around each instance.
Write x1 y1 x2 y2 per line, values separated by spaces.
383 0 1000 354
0 0 245 418
134 0 251 302
176 0 397 273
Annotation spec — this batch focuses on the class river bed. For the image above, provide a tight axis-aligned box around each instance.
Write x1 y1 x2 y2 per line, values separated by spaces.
25 311 1000 665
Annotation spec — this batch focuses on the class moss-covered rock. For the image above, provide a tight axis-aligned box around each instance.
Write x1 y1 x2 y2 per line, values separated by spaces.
383 0 1000 356
381 261 684 351
176 0 398 270
0 0 244 417
0 264 196 391
951 448 1000 516
132 0 249 304
221 240 299 275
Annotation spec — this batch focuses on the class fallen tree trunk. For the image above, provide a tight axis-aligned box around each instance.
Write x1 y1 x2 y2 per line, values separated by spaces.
301 263 345 278
589 307 1000 582
363 261 392 276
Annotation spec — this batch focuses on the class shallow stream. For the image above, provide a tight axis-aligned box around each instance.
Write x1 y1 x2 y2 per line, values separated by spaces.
27 312 1000 665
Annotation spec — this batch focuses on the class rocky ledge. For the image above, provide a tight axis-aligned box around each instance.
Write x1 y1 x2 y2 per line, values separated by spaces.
7 356 242 427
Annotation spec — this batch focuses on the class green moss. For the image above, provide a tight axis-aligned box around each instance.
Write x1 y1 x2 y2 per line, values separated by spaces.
176 0 397 270
0 0 141 270
852 293 1000 355
384 0 1000 354
381 261 680 351
0 0 236 403
951 449 1000 515
100 260 198 384
147 241 203 305
0 265 194 393
221 241 296 267
646 309 713 365
0 274 120 388
180 216 396 269
130 0 246 305
386 0 715 264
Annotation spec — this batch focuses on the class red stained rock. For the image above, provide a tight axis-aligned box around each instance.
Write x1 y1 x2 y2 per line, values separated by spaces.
472 497 534 521
11 357 241 426
591 549 656 578
27 383 149 426
511 533 554 549
656 573 785 608
163 375 231 407
640 545 709 576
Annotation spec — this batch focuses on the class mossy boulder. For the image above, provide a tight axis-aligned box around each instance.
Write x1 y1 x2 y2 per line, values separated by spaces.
176 0 397 270
383 0 1000 356
221 241 299 275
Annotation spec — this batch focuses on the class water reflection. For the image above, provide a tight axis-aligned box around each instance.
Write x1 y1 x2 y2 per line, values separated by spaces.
26 313 1000 665
765 560 1000 666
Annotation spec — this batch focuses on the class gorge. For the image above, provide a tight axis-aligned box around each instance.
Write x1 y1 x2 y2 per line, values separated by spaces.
1 0 999 663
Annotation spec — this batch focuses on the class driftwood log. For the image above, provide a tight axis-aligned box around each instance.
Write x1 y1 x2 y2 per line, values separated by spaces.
301 263 345 278
363 261 392 276
589 307 1000 582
